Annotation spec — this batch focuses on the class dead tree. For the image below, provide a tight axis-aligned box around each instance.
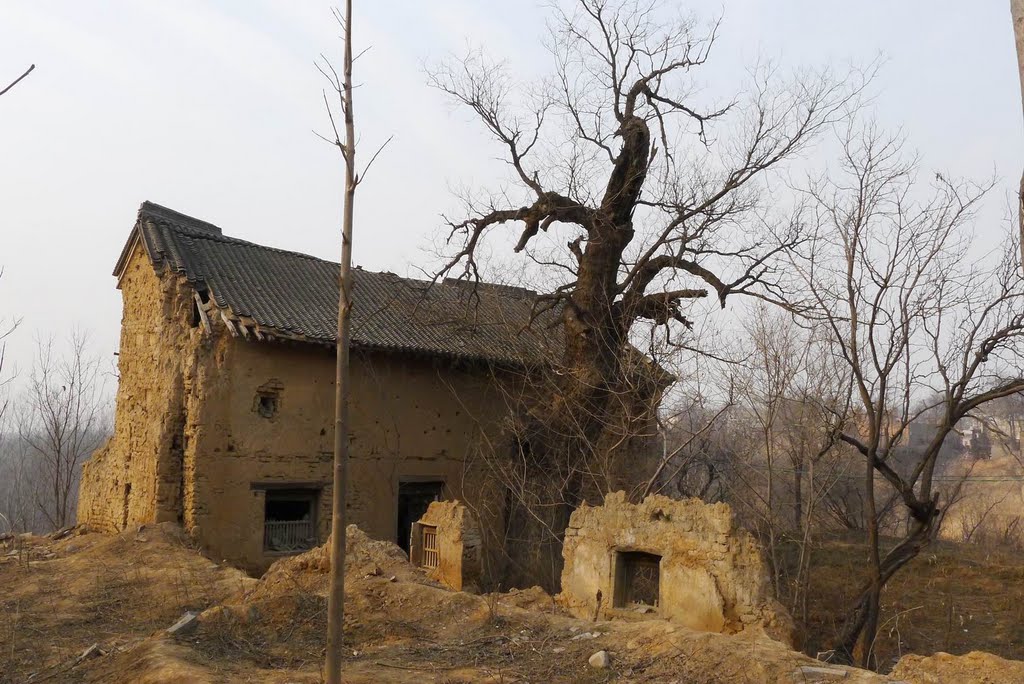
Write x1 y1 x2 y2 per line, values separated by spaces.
316 3 390 681
795 124 1024 667
0 64 33 99
18 332 109 530
430 0 868 578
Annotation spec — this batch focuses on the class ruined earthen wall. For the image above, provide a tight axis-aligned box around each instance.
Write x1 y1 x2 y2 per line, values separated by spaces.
560 492 793 644
79 244 517 575
410 500 483 591
187 339 512 573
78 245 208 531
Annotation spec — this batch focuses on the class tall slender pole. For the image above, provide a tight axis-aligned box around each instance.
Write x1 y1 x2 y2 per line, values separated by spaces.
1012 0 1024 269
325 0 356 681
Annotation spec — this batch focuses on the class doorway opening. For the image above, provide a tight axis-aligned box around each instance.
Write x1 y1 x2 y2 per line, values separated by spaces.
614 550 661 609
397 480 444 553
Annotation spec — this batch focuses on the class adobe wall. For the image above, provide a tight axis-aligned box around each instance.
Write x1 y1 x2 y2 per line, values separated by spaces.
79 244 516 576
410 500 483 591
559 492 794 645
78 245 209 531
187 335 512 574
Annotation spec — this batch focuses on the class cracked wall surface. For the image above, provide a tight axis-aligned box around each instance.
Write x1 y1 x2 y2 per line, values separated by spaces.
410 500 483 591
78 244 207 531
559 492 795 645
79 246 513 574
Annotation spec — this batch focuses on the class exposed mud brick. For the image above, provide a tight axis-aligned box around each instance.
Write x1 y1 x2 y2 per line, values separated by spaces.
410 500 483 591
558 491 795 645
79 226 514 576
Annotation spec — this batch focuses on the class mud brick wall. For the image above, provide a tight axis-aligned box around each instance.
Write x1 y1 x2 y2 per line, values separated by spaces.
79 245 516 574
559 492 794 644
78 245 207 532
410 500 483 591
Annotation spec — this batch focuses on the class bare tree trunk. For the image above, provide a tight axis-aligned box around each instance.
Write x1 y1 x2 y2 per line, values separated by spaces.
793 461 804 534
325 1 356 681
859 458 881 669
1013 0 1024 267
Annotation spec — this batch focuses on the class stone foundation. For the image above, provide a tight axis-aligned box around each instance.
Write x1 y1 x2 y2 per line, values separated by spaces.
559 491 794 645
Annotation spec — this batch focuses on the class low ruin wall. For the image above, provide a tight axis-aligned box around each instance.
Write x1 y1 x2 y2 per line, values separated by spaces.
559 491 794 644
410 500 483 591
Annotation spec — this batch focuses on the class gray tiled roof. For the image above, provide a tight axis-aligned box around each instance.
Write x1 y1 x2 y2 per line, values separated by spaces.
117 201 554 366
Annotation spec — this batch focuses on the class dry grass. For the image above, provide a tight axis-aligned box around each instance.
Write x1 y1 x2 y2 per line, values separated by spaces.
0 523 254 683
800 535 1024 671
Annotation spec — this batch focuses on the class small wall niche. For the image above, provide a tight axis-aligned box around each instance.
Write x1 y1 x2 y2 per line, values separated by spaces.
253 380 284 419
614 550 661 609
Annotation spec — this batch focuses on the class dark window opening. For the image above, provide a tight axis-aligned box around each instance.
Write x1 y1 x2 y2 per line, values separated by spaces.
257 392 279 418
396 480 444 553
614 551 661 609
264 489 317 553
189 299 200 328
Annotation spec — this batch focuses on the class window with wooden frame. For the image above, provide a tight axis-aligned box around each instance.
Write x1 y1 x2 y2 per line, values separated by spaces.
419 524 439 569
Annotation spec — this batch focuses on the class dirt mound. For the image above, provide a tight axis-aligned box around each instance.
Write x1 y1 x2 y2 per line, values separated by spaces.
257 524 426 587
181 525 490 672
891 650 1024 683
0 522 252 683
80 526 891 683
8 522 1014 683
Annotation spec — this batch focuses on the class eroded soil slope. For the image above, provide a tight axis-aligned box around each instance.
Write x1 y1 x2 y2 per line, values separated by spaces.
0 524 254 683
3 524 1020 683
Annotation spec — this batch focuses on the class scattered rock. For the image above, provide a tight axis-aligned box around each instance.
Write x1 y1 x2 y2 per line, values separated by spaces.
571 631 601 641
50 527 74 541
166 611 200 636
793 665 847 681
588 650 610 668
79 643 104 660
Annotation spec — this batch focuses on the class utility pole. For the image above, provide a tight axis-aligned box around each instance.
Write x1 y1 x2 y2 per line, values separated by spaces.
325 0 356 681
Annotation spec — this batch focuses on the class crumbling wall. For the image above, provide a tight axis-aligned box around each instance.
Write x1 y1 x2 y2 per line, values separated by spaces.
79 243 516 576
559 492 794 644
410 500 483 591
189 339 513 574
78 244 210 531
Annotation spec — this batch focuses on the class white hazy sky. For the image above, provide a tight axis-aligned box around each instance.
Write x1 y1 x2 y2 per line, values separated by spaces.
1 1 1022 385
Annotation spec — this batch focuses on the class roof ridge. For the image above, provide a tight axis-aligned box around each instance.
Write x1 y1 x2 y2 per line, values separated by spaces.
136 201 540 300
140 201 223 235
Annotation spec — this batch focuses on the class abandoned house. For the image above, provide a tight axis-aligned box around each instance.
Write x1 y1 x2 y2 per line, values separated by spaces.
77 201 556 574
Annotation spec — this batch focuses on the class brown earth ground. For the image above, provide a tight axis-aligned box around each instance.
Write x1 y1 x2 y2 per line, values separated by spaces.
1 524 1021 683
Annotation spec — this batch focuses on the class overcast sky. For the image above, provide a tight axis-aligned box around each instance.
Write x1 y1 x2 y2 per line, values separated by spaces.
1 1 1022 389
